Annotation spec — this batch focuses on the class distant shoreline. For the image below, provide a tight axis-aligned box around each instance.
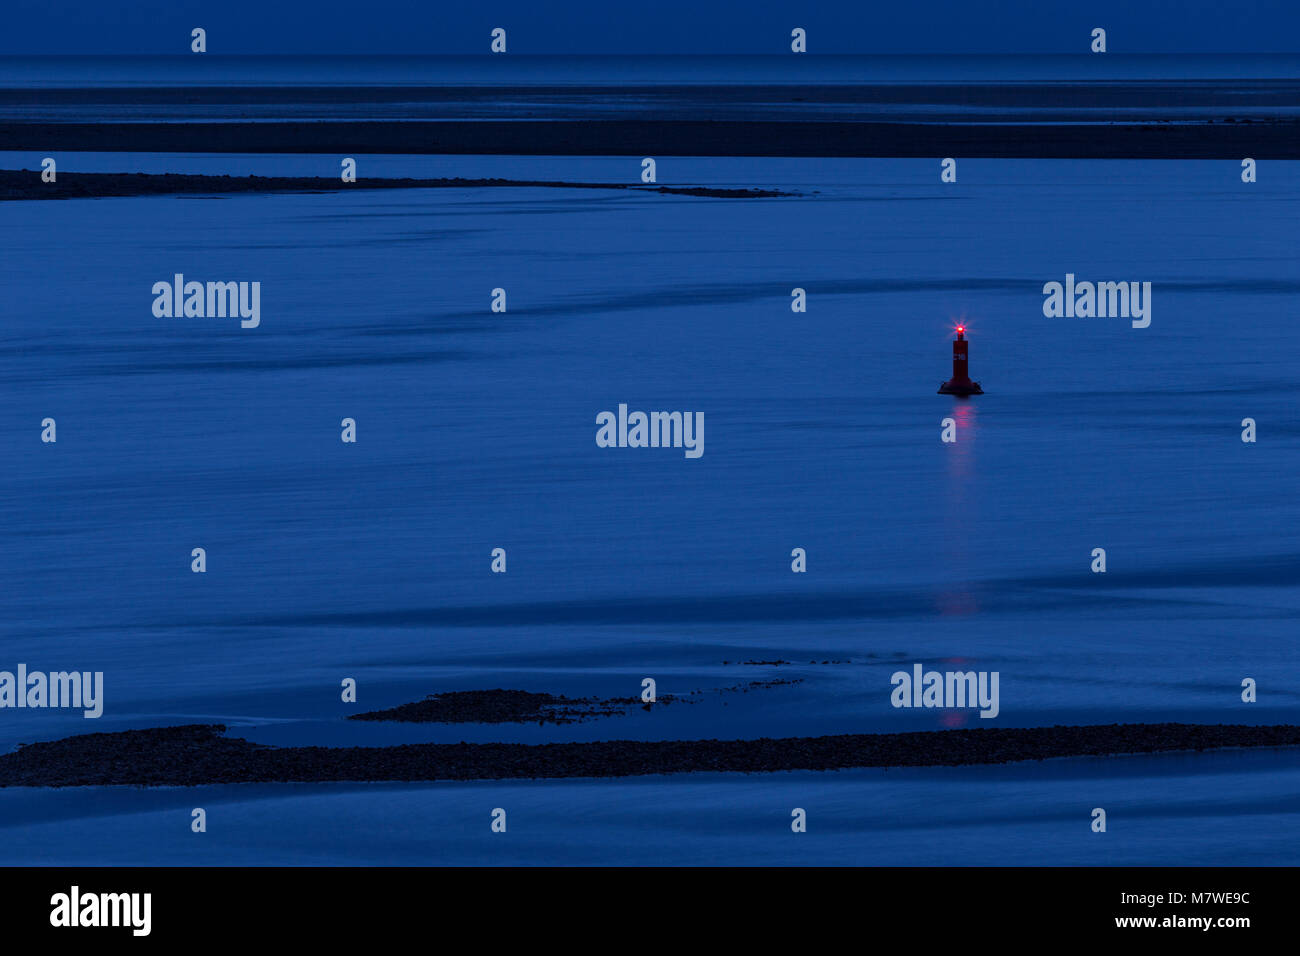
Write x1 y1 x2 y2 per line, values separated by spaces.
3 119 1298 158
0 168 792 201
2 722 1297 787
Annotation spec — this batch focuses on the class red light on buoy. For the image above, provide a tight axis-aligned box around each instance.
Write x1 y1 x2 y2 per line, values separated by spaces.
938 325 984 396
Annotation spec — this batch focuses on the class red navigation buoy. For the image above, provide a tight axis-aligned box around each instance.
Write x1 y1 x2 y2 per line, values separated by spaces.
938 325 983 396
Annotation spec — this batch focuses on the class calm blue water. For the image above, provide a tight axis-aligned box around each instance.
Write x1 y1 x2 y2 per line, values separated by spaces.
5 54 1300 86
2 139 1299 860
3 54 1300 123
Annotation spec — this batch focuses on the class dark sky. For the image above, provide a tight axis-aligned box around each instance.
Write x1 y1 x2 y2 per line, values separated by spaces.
6 0 1300 54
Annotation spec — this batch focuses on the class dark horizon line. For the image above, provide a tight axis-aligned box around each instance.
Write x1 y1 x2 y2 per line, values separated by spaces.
5 119 1297 159
7 51 1300 58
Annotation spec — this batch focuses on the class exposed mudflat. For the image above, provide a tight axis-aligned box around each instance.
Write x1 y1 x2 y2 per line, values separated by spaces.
348 688 677 725
2 722 1297 788
0 169 793 201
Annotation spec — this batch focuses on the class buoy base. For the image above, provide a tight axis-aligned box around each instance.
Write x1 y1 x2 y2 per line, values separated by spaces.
938 380 983 396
